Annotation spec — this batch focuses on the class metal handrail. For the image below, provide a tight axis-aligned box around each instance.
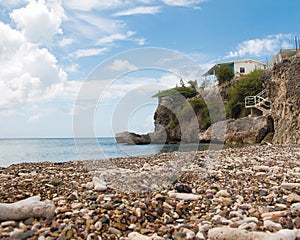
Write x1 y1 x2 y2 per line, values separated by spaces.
245 89 271 109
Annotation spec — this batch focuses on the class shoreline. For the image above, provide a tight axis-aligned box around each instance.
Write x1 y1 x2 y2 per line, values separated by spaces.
0 145 300 239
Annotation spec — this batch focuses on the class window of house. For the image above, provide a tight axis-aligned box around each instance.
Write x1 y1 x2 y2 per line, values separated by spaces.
240 67 245 73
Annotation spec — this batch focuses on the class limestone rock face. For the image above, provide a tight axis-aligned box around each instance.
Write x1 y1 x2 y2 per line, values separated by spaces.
198 115 274 145
115 131 151 145
261 57 300 144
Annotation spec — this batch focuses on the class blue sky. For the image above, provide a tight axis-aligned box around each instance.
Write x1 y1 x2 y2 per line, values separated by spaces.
0 0 299 138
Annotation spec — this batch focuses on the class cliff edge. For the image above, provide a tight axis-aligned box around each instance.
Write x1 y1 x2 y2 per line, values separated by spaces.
261 57 300 144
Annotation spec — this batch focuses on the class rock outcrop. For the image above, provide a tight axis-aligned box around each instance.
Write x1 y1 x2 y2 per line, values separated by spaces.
115 132 151 145
261 57 300 144
198 115 274 145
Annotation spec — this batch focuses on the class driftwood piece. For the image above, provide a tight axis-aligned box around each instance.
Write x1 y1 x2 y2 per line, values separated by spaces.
0 196 55 221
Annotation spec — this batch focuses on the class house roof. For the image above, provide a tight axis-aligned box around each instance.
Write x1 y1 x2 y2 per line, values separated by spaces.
270 49 299 64
202 59 267 77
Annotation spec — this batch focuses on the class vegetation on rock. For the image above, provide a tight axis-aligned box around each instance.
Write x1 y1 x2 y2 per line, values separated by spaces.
225 69 263 118
216 65 234 85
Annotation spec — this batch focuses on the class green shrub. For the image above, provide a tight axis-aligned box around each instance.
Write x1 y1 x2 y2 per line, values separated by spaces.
226 69 263 118
153 86 197 99
216 65 234 85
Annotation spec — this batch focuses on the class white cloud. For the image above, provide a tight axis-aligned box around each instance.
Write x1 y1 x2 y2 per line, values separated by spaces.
70 48 108 58
58 37 74 47
162 0 206 7
28 113 41 122
226 34 294 58
110 59 138 72
97 31 135 46
135 38 146 46
0 21 67 111
0 0 26 8
63 0 128 11
113 6 161 17
65 63 79 73
10 0 64 45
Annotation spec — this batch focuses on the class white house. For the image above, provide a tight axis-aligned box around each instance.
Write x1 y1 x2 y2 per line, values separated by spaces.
202 59 267 81
269 49 300 67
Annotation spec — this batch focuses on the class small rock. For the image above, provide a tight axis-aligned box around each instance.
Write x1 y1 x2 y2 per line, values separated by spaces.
281 182 300 190
128 223 136 230
174 183 192 193
261 211 286 220
142 162 152 171
50 179 62 186
87 233 101 240
291 203 300 216
216 190 230 198
11 229 34 240
173 232 186 240
287 193 300 203
71 203 82 209
275 203 287 210
182 228 195 239
24 217 35 225
95 221 102 231
92 177 107 191
264 220 282 231
195 231 205 240
108 227 121 236
168 191 201 200
1 221 16 227
128 232 151 240
86 182 94 190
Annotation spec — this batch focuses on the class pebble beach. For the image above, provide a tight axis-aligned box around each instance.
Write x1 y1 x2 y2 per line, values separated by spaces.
0 145 300 240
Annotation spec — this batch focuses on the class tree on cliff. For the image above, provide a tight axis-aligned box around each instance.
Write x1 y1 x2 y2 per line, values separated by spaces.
216 65 234 85
226 69 263 118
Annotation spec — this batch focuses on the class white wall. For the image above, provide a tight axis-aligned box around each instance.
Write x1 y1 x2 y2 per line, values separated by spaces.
234 61 265 75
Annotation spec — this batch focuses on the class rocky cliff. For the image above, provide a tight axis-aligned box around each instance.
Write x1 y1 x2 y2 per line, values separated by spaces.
198 115 274 145
261 57 300 144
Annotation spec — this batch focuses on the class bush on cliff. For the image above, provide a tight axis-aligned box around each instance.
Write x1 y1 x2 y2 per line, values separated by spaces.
153 85 197 99
226 69 263 118
216 65 234 85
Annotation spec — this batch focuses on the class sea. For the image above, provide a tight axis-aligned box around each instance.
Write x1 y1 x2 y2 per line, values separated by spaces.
0 138 210 167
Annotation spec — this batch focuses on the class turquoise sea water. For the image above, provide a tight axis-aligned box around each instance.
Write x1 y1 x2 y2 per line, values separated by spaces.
0 138 209 167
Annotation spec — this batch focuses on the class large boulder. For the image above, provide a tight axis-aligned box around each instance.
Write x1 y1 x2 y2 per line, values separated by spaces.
115 131 151 145
198 115 274 145
261 57 300 144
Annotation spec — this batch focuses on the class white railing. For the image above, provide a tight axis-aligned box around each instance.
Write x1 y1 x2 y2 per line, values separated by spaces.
245 89 271 109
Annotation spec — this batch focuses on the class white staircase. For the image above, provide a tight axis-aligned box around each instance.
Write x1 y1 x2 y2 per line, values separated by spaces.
245 89 271 115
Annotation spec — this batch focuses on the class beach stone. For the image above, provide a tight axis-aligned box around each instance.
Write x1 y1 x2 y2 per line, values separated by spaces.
128 232 151 240
95 221 102 231
108 227 121 235
86 182 94 190
0 196 56 221
263 220 282 231
281 182 300 190
208 227 296 240
287 193 300 203
261 211 286 220
71 203 82 209
1 221 16 227
275 204 287 210
168 191 201 201
11 229 34 240
87 233 101 240
216 190 230 197
92 177 107 192
195 231 205 240
174 183 192 193
291 203 300 216
173 232 186 239
182 228 195 239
